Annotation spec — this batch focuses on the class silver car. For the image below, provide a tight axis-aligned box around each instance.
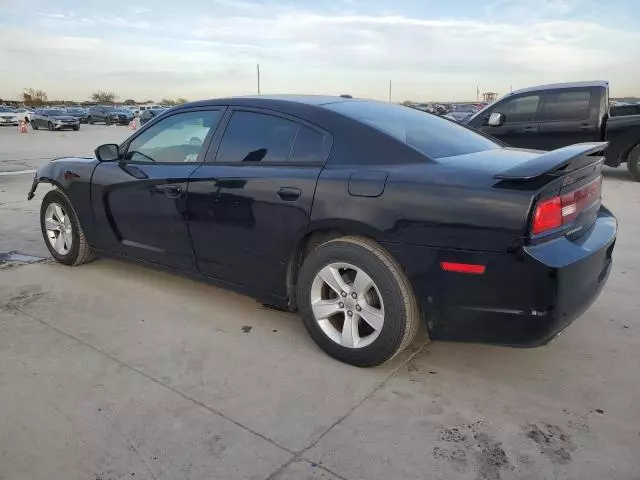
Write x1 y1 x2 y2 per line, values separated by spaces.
31 109 80 131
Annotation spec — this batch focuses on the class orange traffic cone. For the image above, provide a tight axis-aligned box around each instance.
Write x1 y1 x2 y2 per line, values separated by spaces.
128 119 137 130
19 120 28 133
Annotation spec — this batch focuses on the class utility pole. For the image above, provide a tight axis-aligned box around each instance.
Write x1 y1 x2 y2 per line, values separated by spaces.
257 64 261 95
388 80 392 102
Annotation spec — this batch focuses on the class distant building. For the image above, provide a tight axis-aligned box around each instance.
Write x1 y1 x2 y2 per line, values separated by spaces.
482 92 498 103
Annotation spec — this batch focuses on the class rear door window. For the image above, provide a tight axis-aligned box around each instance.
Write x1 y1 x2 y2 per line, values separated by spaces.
216 111 327 163
539 91 591 121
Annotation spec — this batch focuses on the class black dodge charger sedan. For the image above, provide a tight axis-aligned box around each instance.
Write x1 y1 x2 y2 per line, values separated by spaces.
27 96 617 367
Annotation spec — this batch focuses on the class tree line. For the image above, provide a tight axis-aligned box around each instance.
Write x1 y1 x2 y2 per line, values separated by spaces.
17 88 188 106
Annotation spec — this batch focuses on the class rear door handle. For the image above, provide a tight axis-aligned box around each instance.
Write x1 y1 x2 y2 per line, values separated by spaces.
580 123 591 130
277 187 301 201
154 184 183 198
523 125 539 133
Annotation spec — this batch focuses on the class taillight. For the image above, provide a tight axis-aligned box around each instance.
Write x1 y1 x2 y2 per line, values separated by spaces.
532 196 561 234
531 177 602 235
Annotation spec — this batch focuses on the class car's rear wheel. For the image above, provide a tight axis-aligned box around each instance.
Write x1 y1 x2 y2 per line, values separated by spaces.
47 122 54 131
627 144 640 182
40 190 94 266
32 121 38 130
297 236 423 367
105 117 112 126
87 116 93 125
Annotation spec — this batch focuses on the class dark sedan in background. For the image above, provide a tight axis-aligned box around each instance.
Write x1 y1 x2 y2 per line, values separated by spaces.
27 96 616 367
87 106 134 125
139 107 168 125
31 109 80 131
65 107 89 124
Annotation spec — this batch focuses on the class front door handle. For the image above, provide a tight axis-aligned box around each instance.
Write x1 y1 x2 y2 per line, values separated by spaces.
155 184 183 198
580 123 591 130
523 125 539 133
278 187 301 201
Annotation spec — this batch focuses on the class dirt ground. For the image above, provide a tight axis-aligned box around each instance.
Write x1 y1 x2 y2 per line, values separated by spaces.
1 125 639 480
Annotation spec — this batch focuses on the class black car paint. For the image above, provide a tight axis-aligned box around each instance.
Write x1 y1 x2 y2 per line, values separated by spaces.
28 96 617 347
467 84 640 168
87 106 133 125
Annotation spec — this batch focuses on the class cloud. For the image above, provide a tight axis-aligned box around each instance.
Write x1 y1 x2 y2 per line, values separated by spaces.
3 1 639 101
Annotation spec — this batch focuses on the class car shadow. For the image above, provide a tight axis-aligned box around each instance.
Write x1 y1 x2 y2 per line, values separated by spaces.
603 166 636 182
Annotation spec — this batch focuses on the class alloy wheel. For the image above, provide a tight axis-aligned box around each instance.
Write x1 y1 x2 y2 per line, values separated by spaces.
310 262 385 349
44 202 73 255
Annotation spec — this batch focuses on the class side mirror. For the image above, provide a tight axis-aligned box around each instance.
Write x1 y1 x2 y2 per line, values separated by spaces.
95 143 120 162
487 112 505 127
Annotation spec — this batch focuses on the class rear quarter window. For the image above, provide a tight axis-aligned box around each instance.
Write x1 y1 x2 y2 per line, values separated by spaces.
326 101 500 159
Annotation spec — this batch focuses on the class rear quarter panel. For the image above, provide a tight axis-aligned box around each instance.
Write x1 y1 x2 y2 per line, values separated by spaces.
311 160 532 253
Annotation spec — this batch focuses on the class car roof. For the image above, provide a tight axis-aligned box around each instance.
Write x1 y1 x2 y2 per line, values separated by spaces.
504 80 608 98
185 94 361 108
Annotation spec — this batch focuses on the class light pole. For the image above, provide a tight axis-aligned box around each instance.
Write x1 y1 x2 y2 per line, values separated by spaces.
257 64 261 95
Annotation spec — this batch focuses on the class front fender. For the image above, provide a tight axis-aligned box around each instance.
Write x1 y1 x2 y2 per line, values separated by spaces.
27 157 98 200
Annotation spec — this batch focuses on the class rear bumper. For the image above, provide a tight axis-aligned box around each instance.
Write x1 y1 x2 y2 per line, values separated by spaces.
384 206 617 347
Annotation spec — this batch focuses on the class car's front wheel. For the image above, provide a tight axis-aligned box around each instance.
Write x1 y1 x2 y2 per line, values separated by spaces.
297 236 423 367
32 121 38 130
87 116 93 125
105 117 112 126
73 125 80 131
47 122 54 131
40 190 94 266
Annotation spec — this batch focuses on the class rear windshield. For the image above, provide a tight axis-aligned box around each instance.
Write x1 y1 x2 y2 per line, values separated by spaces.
326 101 500 159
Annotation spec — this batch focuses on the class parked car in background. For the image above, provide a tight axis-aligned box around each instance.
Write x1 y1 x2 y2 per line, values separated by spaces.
139 108 168 125
13 108 34 123
466 81 640 181
65 107 89 124
27 95 616 367
31 109 80 131
444 106 476 123
87 106 134 125
0 106 21 126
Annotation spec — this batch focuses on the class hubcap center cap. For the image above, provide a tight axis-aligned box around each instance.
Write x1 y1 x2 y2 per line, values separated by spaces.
343 296 356 311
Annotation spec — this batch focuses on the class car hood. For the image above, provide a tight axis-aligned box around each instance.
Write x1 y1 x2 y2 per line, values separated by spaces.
435 147 544 175
50 115 77 121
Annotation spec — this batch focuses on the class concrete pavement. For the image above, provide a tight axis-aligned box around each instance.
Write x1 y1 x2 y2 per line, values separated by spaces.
1 125 639 479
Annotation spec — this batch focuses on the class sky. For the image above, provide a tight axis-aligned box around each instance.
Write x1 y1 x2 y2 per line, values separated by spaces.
1 0 638 102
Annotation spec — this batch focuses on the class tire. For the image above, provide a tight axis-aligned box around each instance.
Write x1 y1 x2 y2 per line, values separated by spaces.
47 122 54 131
32 121 39 130
40 189 95 266
296 236 423 367
88 116 93 125
73 125 80 131
627 144 640 182
105 117 111 126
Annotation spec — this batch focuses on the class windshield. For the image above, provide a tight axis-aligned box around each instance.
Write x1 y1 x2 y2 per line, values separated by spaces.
326 101 500 159
67 108 84 114
0 107 14 112
47 109 66 116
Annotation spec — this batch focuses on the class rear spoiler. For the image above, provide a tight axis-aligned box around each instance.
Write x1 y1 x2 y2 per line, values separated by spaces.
493 142 608 180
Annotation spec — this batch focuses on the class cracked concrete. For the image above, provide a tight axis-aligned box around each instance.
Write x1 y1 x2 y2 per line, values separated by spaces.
1 126 639 479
